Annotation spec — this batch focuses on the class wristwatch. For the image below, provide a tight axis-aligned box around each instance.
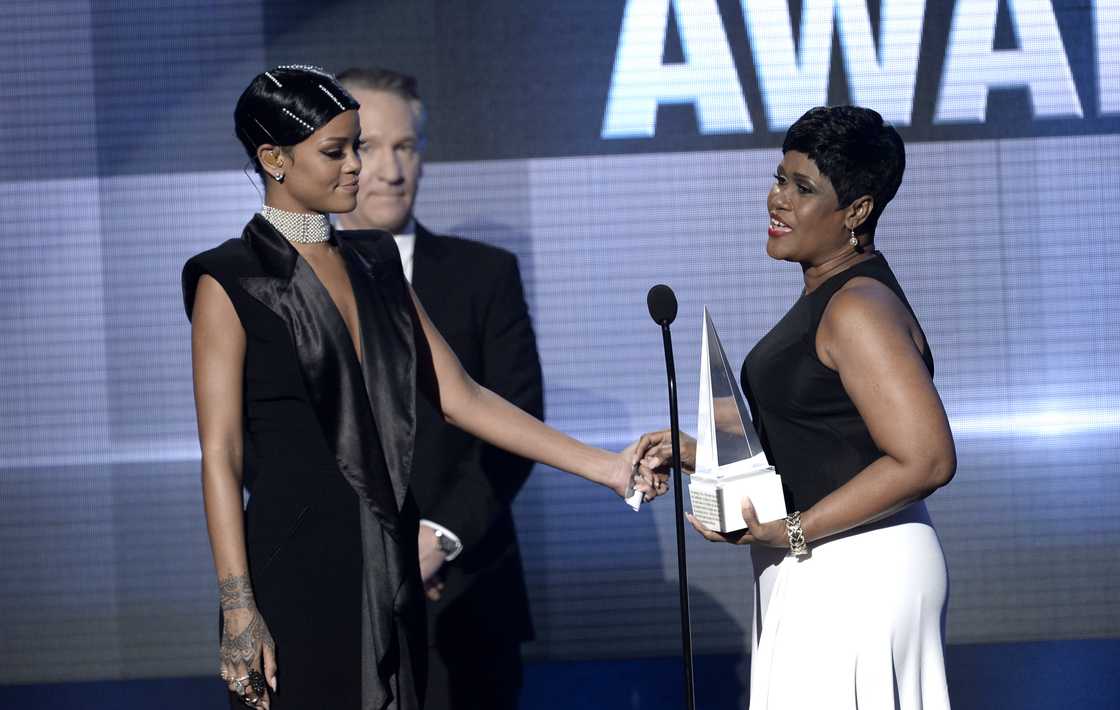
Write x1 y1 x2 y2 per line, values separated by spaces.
433 528 463 560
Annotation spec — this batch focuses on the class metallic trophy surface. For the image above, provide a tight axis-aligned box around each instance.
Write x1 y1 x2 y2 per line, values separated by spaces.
687 309 787 532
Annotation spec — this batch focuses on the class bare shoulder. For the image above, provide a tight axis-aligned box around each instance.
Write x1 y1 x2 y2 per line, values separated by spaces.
192 274 241 331
826 277 911 330
817 277 920 368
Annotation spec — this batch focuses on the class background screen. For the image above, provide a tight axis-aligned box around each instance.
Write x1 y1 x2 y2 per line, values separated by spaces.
1 0 1118 683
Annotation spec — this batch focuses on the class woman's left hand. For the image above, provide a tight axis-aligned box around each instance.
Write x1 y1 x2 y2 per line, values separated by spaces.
686 497 788 547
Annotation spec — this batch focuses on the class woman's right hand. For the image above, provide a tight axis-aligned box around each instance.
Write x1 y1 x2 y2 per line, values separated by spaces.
219 575 277 708
221 607 276 708
637 429 697 474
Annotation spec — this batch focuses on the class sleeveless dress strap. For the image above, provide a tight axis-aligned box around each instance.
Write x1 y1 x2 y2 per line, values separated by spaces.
805 251 933 376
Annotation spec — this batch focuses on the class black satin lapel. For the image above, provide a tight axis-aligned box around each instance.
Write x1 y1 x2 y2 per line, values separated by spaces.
243 214 298 278
342 239 417 510
239 232 400 534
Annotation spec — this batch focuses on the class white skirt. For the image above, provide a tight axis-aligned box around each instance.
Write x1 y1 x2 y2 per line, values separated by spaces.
748 502 950 710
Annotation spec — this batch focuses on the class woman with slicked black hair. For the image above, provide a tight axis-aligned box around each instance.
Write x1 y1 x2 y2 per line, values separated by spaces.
643 106 954 709
184 66 667 710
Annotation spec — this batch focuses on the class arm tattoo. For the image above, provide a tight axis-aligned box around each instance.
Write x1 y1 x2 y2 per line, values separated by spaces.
219 574 256 611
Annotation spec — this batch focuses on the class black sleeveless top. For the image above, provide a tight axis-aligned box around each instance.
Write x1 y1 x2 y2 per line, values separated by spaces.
741 252 934 512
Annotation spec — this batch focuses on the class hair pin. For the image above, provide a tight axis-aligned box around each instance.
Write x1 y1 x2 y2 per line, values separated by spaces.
318 84 346 110
249 116 277 142
276 64 329 77
281 107 313 132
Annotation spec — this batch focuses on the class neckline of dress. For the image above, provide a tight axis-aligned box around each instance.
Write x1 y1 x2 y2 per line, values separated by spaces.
802 250 882 297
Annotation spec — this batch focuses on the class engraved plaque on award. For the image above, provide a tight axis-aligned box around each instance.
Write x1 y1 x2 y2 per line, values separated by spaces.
687 309 787 532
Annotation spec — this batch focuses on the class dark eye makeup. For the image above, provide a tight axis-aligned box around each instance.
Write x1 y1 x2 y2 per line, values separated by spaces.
772 169 811 194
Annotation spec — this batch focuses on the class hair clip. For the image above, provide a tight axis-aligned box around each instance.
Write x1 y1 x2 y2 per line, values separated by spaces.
281 107 313 132
318 84 346 110
277 64 329 77
249 116 278 142
264 72 282 87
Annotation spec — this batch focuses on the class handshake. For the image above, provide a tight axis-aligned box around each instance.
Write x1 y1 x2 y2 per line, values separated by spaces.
636 429 790 550
628 304 789 547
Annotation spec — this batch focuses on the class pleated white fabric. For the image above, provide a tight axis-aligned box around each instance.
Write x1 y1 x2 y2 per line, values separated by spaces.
748 502 951 710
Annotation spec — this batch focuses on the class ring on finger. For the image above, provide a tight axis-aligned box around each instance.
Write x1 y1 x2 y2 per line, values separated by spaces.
248 669 267 696
233 679 246 695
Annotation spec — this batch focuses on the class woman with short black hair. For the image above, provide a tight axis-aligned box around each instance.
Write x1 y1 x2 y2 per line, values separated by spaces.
645 105 954 709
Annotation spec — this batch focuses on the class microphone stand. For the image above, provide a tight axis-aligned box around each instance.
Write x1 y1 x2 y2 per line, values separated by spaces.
658 321 696 710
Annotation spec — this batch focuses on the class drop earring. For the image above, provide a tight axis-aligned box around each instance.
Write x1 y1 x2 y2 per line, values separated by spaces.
848 229 859 249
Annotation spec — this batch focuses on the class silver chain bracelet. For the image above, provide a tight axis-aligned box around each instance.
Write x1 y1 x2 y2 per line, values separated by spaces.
785 511 809 558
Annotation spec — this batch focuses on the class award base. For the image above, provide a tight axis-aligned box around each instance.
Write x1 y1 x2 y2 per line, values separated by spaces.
688 455 787 533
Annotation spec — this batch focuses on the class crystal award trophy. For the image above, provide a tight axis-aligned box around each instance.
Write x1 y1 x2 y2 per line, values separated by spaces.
687 309 787 532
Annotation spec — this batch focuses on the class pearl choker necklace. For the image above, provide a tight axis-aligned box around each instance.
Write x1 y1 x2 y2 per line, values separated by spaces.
260 205 331 244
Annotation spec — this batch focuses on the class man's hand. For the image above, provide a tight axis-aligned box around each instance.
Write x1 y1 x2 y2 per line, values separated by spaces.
418 525 447 601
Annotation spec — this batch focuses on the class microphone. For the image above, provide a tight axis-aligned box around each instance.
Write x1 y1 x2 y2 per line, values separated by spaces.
625 285 679 509
645 284 696 710
647 283 678 325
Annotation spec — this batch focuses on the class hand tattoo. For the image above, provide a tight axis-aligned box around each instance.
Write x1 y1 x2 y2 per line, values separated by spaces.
218 574 275 672
220 608 275 669
219 574 255 612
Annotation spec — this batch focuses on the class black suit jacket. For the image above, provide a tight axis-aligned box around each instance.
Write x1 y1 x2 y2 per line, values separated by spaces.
409 222 542 652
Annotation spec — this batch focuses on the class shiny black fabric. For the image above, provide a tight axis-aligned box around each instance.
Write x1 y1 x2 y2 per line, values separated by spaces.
742 252 934 513
183 215 425 710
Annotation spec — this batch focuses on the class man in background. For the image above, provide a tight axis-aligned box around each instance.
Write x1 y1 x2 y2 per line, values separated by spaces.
336 67 542 710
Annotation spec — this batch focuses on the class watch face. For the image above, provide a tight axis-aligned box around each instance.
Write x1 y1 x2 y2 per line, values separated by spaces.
436 532 458 556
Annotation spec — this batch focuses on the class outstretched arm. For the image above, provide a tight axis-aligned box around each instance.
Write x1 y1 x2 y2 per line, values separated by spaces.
408 286 662 500
417 256 543 586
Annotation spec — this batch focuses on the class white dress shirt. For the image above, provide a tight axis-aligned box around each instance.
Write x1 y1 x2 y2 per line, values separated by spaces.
394 232 415 284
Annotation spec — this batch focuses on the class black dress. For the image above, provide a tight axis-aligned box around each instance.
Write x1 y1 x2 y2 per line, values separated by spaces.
742 251 935 511
183 215 427 710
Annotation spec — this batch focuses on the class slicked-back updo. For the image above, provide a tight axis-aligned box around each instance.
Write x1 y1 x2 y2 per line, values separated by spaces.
234 65 360 177
782 106 905 238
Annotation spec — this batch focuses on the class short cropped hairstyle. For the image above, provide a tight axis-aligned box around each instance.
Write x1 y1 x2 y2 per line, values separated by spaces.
234 65 359 177
782 106 905 237
335 66 427 143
